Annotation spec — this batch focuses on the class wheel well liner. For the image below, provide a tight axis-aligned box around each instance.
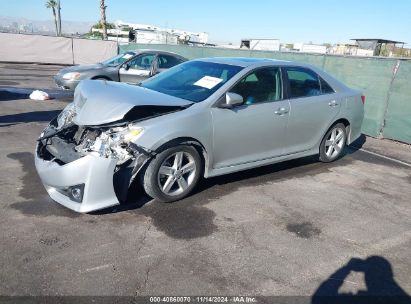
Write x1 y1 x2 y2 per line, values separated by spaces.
334 118 350 128
91 76 112 81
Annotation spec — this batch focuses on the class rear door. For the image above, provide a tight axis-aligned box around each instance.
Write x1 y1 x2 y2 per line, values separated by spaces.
156 54 185 74
119 53 155 84
283 67 341 154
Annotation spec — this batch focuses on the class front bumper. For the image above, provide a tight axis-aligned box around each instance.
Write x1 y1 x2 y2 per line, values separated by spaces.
54 75 80 90
35 143 120 213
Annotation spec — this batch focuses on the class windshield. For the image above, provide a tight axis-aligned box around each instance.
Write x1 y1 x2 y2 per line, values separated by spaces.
140 61 243 102
101 52 135 67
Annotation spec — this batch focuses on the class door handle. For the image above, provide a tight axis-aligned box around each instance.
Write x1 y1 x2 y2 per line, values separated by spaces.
328 100 339 107
274 107 289 115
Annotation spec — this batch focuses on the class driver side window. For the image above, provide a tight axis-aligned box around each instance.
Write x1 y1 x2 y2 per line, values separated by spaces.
231 67 282 105
127 54 155 70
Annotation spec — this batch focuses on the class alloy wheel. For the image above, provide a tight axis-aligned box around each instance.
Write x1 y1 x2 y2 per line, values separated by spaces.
325 127 345 159
157 151 197 196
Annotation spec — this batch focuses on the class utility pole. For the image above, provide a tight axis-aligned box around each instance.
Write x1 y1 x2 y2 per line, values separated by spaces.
57 0 62 36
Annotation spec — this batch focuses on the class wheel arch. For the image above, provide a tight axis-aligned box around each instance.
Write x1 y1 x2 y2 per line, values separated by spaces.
333 118 352 144
91 75 113 81
153 137 209 177
317 117 351 154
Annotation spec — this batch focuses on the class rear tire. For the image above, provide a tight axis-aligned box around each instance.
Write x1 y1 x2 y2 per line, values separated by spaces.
142 145 202 202
319 123 347 162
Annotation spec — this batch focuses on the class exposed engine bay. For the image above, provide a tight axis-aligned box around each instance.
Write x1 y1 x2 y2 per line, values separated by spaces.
38 119 148 165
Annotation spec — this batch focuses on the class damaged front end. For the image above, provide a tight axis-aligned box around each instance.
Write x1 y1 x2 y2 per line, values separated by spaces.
34 80 194 212
36 103 156 211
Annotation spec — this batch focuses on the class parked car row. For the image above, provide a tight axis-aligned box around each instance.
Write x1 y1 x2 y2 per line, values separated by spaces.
37 52 364 213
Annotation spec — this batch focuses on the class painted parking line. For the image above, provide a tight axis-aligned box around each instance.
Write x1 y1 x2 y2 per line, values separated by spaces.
359 148 411 168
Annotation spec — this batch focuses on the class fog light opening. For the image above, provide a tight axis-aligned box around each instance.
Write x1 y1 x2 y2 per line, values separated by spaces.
68 184 85 203
71 187 81 200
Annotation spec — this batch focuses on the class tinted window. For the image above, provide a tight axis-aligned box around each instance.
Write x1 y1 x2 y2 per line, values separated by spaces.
231 67 282 104
320 77 335 94
128 54 155 70
286 68 321 98
158 55 182 69
141 61 243 103
101 52 135 66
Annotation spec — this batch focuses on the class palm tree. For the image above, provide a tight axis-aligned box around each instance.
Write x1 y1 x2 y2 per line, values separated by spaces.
100 0 108 40
57 0 61 36
45 0 58 36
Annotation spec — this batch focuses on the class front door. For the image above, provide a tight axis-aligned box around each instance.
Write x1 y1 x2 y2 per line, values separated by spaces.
119 53 155 84
211 67 290 169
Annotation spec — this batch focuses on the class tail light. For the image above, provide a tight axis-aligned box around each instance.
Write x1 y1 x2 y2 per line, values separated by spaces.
361 95 365 105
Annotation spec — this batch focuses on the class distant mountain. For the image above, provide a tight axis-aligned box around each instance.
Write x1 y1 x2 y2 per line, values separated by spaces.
0 15 93 34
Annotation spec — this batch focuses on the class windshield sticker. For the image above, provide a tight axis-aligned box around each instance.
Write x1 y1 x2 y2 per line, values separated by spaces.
194 76 223 89
123 54 133 59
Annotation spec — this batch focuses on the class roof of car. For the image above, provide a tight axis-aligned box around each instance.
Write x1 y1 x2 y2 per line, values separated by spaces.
133 49 187 59
194 57 291 67
193 57 351 92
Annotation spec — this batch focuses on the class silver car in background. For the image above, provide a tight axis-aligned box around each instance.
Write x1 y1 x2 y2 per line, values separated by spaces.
35 58 364 213
53 50 187 90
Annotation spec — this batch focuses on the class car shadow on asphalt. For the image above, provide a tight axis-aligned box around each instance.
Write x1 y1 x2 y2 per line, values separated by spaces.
93 134 368 215
0 90 30 101
0 110 61 127
348 134 367 153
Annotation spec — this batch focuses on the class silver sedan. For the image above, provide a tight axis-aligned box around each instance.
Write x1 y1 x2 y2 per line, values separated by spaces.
53 50 187 90
35 58 364 212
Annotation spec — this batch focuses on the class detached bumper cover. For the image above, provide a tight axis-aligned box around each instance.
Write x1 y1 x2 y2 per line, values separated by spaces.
35 145 120 213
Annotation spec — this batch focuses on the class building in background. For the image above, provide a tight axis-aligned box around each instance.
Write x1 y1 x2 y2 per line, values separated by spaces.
240 39 280 51
331 43 374 56
293 43 327 54
106 20 209 45
352 38 405 57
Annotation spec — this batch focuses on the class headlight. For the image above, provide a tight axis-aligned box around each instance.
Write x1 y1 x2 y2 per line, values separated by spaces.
85 126 144 162
62 72 81 80
122 127 144 142
56 102 76 129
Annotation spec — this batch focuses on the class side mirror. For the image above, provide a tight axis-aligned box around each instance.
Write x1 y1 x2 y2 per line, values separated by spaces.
219 92 244 108
122 63 130 71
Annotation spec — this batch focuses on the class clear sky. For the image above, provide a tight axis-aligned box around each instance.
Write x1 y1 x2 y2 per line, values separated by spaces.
2 0 410 45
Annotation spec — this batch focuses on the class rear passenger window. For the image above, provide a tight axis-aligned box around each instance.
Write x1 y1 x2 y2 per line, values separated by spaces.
320 77 335 94
158 55 181 69
286 68 321 98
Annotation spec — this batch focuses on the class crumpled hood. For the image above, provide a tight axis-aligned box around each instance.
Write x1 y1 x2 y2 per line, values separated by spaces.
72 80 192 126
59 64 103 75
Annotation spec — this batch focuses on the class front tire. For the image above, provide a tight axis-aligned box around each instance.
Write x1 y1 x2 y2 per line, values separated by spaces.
319 123 347 162
142 145 202 202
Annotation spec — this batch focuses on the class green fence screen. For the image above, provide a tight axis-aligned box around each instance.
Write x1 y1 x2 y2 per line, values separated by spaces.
383 60 411 143
120 44 411 144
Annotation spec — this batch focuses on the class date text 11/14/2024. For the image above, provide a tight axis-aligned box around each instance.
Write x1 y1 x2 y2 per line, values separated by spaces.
149 296 258 303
